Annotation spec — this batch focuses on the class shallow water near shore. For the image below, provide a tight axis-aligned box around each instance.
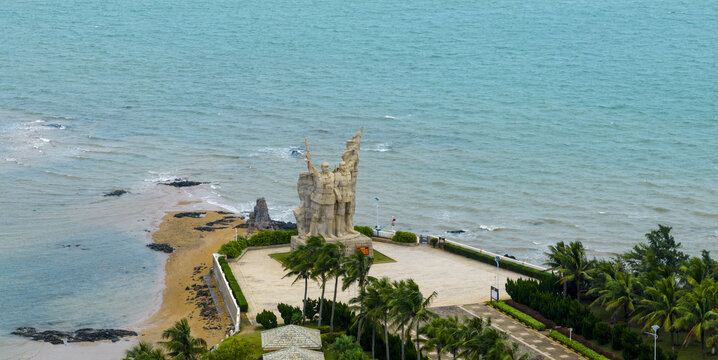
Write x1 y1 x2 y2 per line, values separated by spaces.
1 0 717 357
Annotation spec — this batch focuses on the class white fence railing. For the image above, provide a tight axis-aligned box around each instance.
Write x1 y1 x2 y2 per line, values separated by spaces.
212 253 240 334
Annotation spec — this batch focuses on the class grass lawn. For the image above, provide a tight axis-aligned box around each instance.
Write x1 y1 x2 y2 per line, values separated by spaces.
269 249 395 265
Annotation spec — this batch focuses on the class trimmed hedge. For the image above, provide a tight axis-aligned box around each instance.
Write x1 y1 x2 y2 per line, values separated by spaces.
218 256 249 311
549 331 610 360
354 225 374 238
392 231 417 243
490 301 545 331
247 229 298 246
443 243 558 284
504 300 555 329
218 238 247 258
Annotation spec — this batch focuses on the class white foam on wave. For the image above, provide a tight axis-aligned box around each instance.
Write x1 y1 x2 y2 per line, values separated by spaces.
366 143 392 152
479 224 501 231
384 115 395 119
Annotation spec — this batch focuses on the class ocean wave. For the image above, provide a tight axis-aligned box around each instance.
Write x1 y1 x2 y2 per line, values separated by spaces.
479 224 502 232
384 115 395 119
366 143 392 152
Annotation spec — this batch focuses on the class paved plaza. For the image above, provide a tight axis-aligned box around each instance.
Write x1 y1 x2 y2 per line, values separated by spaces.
229 242 528 320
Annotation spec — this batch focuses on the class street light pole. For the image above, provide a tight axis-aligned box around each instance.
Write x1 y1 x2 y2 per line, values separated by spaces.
374 197 380 234
645 325 659 360
494 256 500 297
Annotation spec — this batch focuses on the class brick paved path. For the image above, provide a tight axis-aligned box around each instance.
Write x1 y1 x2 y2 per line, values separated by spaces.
428 304 582 360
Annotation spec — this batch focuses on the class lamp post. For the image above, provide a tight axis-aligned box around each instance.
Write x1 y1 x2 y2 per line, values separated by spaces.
494 256 500 297
645 325 659 360
374 197 380 234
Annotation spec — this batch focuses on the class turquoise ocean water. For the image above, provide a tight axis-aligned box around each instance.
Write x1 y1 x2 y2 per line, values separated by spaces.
1 0 717 357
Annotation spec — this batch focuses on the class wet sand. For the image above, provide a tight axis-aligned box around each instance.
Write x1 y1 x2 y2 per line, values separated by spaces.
138 210 246 348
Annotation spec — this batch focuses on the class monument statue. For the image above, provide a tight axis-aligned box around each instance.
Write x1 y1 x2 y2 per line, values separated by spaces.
291 128 373 256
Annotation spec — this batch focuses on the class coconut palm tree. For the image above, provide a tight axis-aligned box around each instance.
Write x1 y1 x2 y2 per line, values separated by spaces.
342 249 374 337
634 276 681 352
123 341 165 360
676 280 718 360
390 279 412 360
365 276 394 360
458 317 500 359
681 256 711 288
419 317 451 360
315 241 341 327
485 337 531 360
590 270 639 329
561 241 593 302
402 279 437 360
329 243 347 335
544 241 569 297
283 235 323 320
439 316 461 359
159 318 207 360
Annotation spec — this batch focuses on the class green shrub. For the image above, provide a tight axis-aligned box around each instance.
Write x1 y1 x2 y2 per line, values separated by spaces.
446 243 558 284
490 301 545 331
256 309 278 329
218 256 249 311
354 225 374 237
429 237 439 247
247 229 298 247
277 303 302 325
594 322 611 345
549 331 610 360
218 238 248 258
392 231 417 243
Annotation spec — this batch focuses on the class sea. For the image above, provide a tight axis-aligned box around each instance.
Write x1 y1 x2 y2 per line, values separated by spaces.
1 0 716 357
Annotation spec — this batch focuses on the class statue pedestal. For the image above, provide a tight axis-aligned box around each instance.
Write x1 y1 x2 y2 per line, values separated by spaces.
291 233 374 257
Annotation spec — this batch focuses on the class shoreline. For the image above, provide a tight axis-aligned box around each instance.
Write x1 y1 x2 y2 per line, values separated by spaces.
136 208 247 349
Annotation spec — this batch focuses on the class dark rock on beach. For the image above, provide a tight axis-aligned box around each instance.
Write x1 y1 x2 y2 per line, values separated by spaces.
195 226 222 232
147 243 174 253
174 211 206 218
273 220 297 230
235 223 248 229
104 190 128 197
160 179 204 187
12 327 137 344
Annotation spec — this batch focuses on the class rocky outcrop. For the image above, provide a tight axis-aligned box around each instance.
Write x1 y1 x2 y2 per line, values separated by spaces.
174 212 206 218
103 190 127 197
246 198 273 232
11 327 137 344
160 179 204 187
147 243 174 253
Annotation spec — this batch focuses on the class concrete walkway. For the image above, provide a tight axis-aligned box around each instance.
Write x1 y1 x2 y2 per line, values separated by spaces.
454 303 581 360
229 242 528 320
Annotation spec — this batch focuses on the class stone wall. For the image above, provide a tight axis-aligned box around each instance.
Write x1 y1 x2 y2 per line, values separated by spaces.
212 253 240 333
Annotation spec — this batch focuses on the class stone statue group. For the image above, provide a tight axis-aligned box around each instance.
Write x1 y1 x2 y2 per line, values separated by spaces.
293 128 363 239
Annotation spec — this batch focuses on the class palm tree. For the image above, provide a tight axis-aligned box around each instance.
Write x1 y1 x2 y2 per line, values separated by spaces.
590 270 639 329
390 279 412 360
363 277 391 359
329 242 347 335
458 317 500 359
283 235 323 320
402 279 437 360
159 318 207 360
440 316 462 359
544 241 569 297
676 280 718 360
682 256 711 288
634 276 681 352
124 341 165 360
315 241 341 327
342 249 374 338
419 317 451 360
485 337 531 360
561 241 593 302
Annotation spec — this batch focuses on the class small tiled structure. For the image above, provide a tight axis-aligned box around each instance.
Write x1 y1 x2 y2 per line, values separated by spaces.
263 346 325 360
261 325 322 351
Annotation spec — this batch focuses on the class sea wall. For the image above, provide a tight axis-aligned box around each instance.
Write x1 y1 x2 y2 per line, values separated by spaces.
212 253 240 333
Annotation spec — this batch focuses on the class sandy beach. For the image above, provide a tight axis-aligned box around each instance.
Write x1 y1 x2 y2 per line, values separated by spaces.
137 209 246 349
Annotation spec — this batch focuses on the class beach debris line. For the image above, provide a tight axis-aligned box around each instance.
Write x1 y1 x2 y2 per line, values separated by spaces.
11 327 137 344
159 178 205 187
103 189 128 197
147 243 174 253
